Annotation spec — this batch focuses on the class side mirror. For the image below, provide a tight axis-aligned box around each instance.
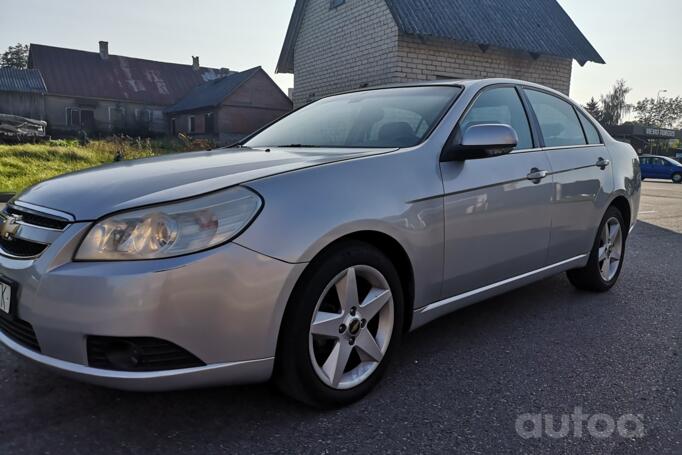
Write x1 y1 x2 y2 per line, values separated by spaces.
441 124 519 162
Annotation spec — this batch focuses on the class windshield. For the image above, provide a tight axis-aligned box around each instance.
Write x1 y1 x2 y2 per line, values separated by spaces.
245 86 462 150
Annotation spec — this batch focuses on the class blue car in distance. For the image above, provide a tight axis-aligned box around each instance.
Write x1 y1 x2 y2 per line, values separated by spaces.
640 155 682 183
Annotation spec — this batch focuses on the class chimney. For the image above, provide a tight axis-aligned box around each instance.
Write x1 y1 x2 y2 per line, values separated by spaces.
192 56 200 71
99 41 109 60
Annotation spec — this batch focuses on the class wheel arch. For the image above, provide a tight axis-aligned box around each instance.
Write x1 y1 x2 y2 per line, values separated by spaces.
609 195 632 233
280 230 416 340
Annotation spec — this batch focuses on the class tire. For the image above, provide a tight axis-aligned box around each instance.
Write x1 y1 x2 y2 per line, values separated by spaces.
275 240 404 408
672 173 682 184
567 206 627 292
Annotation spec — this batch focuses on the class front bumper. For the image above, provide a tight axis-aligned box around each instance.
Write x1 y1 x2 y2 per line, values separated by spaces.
0 220 306 391
0 331 274 391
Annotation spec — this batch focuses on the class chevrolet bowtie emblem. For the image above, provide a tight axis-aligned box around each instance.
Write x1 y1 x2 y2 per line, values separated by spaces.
0 215 21 241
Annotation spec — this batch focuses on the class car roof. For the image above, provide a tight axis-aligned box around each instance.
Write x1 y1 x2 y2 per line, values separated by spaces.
339 78 572 101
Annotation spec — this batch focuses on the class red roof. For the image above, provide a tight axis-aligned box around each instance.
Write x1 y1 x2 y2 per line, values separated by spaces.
28 44 230 106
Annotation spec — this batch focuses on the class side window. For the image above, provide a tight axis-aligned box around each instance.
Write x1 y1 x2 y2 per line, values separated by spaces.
640 157 650 165
577 112 602 145
524 90 587 148
459 87 533 150
653 158 666 166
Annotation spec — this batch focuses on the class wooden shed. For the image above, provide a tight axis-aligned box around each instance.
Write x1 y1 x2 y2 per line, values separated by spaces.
0 68 47 120
165 67 293 144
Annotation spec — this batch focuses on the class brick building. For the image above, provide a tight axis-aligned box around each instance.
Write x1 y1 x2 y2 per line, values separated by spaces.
277 0 604 107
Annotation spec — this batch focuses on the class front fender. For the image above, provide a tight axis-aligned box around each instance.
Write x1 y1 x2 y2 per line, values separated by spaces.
235 149 446 309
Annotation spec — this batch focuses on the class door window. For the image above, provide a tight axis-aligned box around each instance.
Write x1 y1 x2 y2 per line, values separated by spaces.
459 87 533 150
577 112 602 144
524 90 587 148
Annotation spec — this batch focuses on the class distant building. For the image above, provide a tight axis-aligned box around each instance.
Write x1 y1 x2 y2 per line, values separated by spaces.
165 67 292 144
606 124 682 156
27 42 291 141
277 0 604 107
0 68 47 120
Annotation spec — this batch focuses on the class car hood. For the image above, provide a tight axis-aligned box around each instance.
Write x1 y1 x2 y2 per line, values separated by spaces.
15 147 394 220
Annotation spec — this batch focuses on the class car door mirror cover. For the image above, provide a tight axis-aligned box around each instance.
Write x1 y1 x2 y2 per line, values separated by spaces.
441 124 519 162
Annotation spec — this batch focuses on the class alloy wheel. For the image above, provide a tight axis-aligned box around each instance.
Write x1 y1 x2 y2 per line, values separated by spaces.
598 217 623 281
308 265 394 390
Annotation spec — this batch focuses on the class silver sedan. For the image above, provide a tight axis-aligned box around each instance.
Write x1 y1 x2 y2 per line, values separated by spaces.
0 79 640 407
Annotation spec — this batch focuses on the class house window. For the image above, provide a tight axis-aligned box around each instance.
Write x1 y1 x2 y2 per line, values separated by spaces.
66 108 81 127
136 109 152 123
188 115 196 133
109 107 125 127
330 0 345 9
171 118 177 135
205 113 214 134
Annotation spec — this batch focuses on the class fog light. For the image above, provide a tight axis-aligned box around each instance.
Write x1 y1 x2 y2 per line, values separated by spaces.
104 341 141 370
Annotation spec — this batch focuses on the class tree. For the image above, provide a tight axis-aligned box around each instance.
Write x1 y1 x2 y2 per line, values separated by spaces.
583 97 604 124
0 43 29 69
600 79 632 126
634 96 682 129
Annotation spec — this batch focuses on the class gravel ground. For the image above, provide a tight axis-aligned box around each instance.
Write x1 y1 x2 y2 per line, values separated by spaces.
0 181 680 454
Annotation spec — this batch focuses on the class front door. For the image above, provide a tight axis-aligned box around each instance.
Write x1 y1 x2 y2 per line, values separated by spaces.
651 157 670 179
522 89 614 263
80 109 95 132
440 86 553 298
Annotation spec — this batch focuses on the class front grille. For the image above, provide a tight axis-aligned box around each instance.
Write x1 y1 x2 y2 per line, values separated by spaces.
87 336 205 372
0 317 41 352
4 206 69 230
0 237 47 258
0 205 70 259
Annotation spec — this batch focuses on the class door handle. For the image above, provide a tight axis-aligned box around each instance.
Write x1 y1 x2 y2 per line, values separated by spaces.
527 168 548 183
596 157 611 170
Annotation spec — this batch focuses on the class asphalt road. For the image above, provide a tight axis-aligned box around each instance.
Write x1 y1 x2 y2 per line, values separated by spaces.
0 182 680 454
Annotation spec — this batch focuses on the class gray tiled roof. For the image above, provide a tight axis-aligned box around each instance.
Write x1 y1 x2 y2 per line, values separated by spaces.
29 44 230 105
165 67 263 114
277 0 604 73
0 68 47 93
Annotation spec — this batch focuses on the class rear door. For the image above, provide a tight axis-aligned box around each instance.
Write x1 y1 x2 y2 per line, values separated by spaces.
639 157 652 178
440 86 553 298
522 88 614 263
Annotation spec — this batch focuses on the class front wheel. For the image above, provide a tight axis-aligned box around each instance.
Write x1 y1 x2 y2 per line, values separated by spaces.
672 173 682 184
567 206 626 292
275 241 403 407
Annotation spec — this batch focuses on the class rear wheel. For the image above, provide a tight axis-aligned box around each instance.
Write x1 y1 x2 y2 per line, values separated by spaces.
567 206 626 292
673 173 682 184
275 241 403 407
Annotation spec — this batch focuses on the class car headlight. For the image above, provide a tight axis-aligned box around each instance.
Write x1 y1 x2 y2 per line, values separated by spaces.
75 187 262 261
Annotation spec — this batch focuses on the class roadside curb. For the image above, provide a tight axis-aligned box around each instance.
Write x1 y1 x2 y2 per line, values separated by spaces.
0 193 14 203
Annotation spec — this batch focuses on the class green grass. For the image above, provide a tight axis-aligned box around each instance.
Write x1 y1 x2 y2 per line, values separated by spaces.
0 137 211 194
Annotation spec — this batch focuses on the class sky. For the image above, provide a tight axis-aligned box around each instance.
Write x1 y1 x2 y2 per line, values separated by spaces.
0 0 680 106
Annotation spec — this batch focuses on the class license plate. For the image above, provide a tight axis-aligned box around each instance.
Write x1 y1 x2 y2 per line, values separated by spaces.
0 281 11 315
